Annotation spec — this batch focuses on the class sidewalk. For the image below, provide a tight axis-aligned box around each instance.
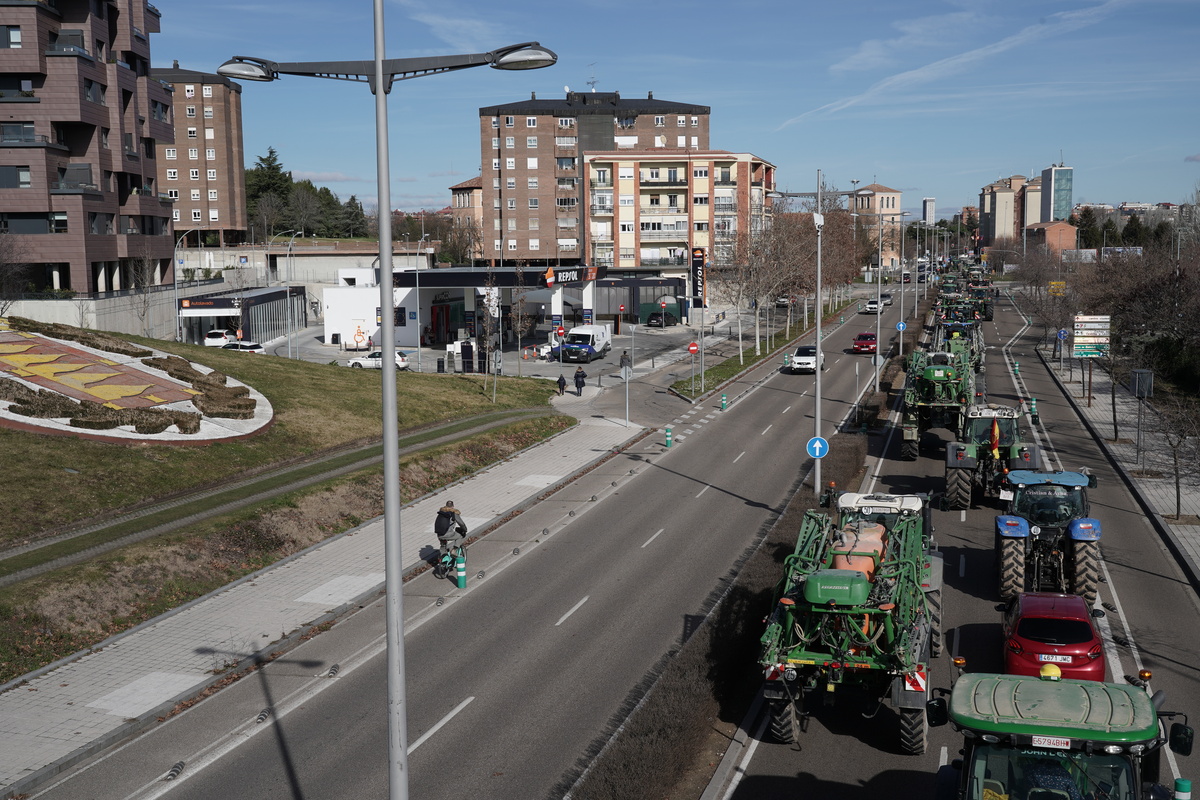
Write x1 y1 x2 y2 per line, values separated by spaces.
0 400 642 794
1042 351 1200 588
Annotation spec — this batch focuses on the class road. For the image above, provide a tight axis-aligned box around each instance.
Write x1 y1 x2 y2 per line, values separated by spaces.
719 292 1200 799
30 296 885 799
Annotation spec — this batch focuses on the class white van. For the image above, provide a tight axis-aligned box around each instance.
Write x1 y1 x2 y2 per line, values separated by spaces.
556 324 612 363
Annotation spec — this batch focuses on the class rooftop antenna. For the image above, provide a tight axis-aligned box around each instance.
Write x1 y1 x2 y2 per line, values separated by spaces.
587 63 597 92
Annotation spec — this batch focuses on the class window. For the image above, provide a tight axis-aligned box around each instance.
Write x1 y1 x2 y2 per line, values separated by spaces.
528 198 539 209
206 169 216 180
209 209 219 221
616 116 635 129
505 158 515 170
189 169 199 180
184 85 195 98
165 148 177 159
166 169 178 180
492 158 500 170
504 116 514 127
491 137 500 149
167 189 179 200
507 198 516 210
677 116 686 127
190 189 200 200
493 198 501 209
3 26 21 48
691 116 699 127
529 217 540 230
654 115 664 127
527 177 538 189
677 136 686 147
649 195 661 206
508 239 517 250
206 148 216 160
186 106 196 117
620 222 634 232
529 238 540 250
694 221 709 231
173 209 180 221
84 79 105 105
202 86 212 97
618 167 634 180
526 116 537 127
191 209 202 221
655 135 665 148
492 177 500 189
204 106 213 119
100 128 109 148
507 218 517 231
648 168 660 180
491 116 499 128
557 178 577 189
557 117 574 129
619 195 634 206
693 194 709 205
505 136 515 148
506 177 516 190
188 148 198 159
614 135 637 148
494 239 501 251
51 212 67 233
555 136 577 147
691 136 698 148
205 128 214 140
526 136 537 148
556 197 578 209
556 157 577 170
0 166 30 188
187 128 197 139
526 157 538 169
693 166 708 178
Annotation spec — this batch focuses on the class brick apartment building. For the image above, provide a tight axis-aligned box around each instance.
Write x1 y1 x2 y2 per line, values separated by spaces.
477 91 710 268
150 62 247 247
581 149 774 273
853 183 906 267
0 0 174 293
978 174 1041 247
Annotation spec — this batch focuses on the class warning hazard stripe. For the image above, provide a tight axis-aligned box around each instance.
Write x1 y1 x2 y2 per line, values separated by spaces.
904 669 927 692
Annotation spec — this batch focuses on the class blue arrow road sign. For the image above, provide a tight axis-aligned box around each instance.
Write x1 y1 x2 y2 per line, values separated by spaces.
806 436 829 459
897 321 907 331
1058 328 1068 340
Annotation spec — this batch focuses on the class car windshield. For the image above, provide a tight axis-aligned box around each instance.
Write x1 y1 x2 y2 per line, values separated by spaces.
565 334 591 344
966 417 1017 447
858 335 875 342
1013 485 1085 526
965 744 1134 800
1016 616 1094 645
795 347 816 356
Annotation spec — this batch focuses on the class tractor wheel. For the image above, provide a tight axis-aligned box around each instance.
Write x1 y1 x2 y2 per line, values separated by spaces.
901 440 920 461
999 537 1025 600
769 699 799 744
945 467 972 510
927 588 943 658
899 707 928 755
1073 540 1099 604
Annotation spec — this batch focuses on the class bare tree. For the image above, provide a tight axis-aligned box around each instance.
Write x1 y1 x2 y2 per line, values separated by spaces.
290 184 321 237
0 232 31 317
255 191 287 237
1154 393 1200 519
128 238 161 338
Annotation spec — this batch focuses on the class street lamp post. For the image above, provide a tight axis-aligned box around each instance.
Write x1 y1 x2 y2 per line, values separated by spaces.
172 227 202 342
866 206 909 393
416 233 428 372
219 28 557 800
286 231 299 358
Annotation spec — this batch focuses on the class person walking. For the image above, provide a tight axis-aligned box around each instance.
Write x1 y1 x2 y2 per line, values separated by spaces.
573 366 587 397
619 350 632 371
556 373 567 396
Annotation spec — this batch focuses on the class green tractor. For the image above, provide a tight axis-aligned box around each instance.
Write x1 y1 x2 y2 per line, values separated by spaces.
900 349 976 460
927 671 1194 800
759 491 943 754
944 404 1041 510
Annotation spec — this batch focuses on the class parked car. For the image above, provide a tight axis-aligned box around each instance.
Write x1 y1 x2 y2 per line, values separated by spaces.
348 350 411 370
1000 592 1106 682
204 329 237 347
646 310 678 328
775 296 796 308
852 332 877 353
880 293 894 306
221 341 265 354
863 299 881 314
786 345 824 374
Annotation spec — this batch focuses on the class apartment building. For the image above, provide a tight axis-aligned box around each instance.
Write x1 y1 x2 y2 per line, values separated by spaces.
922 197 936 225
0 0 173 293
477 91 710 267
852 183 905 267
150 62 246 246
978 174 1042 247
581 149 774 274
448 176 483 261
1041 163 1073 222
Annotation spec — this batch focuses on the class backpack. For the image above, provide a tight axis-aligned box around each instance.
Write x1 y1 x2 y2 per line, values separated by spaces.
434 509 456 535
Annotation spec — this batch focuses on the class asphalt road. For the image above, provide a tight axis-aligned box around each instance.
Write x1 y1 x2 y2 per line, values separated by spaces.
32 299 886 799
719 293 1200 799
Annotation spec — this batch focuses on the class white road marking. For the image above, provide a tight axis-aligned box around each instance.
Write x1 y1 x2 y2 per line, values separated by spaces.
556 596 589 626
696 485 710 498
960 510 967 523
408 696 475 754
782 406 792 414
733 451 746 464
939 746 948 768
761 424 772 435
641 528 665 548
721 713 769 800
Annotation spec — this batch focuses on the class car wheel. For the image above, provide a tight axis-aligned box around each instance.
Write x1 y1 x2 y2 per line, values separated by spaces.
351 363 363 368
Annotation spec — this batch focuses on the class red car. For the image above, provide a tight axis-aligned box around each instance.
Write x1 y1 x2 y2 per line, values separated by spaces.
1001 592 1106 682
852 332 877 353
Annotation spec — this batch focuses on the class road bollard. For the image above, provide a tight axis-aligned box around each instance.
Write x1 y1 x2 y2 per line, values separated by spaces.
1029 397 1039 425
721 393 727 411
1176 779 1192 800
1014 362 1020 376
455 551 467 589
665 426 673 448
839 315 844 324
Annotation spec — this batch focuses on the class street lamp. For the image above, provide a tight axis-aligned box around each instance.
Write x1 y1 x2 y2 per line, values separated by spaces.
858 191 909 393
286 231 300 358
266 229 296 286
415 233 428 372
219 27 557 800
172 227 203 342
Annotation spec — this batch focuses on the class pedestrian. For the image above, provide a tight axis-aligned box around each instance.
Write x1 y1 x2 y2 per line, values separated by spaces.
556 373 567 396
619 350 632 370
573 366 587 396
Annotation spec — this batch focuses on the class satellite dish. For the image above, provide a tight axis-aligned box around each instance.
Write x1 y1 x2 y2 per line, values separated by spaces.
564 85 570 92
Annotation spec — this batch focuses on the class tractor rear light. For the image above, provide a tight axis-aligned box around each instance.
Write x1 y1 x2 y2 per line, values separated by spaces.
1078 522 1093 530
1004 519 1020 527
1005 638 1023 655
1139 669 1153 682
1088 644 1103 660
956 450 964 461
764 664 783 681
831 662 842 669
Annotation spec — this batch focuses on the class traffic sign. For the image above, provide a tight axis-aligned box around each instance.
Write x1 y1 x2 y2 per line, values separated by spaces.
806 437 829 459
1073 322 1110 330
897 321 907 332
660 301 667 309
1074 315 1111 322
619 304 625 312
687 342 699 354
620 366 632 380
1058 329 1068 341
556 326 565 336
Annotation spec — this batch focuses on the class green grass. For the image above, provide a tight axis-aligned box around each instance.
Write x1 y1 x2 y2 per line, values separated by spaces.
2 333 557 548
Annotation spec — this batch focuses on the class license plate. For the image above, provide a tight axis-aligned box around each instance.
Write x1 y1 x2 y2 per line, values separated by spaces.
1039 654 1072 663
999 489 1014 501
1032 735 1071 749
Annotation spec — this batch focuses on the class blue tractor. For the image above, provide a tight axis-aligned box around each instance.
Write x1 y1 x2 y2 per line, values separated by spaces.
995 469 1101 603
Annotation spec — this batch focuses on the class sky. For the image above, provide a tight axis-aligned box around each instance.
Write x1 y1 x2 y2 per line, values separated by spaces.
153 0 1200 219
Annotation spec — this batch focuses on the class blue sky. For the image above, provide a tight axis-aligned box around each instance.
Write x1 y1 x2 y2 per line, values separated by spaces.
155 0 1200 218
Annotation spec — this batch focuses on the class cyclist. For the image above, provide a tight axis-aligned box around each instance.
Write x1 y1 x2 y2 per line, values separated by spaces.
434 500 468 561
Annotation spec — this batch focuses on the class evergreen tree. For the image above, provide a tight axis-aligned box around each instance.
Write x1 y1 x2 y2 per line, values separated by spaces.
246 148 294 235
342 196 368 239
1076 207 1102 249
1122 214 1146 247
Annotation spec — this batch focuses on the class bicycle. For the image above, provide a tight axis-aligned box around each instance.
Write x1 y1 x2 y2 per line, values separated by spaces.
433 529 467 579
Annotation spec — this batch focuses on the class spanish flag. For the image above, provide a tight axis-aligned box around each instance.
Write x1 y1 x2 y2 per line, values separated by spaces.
990 418 1001 460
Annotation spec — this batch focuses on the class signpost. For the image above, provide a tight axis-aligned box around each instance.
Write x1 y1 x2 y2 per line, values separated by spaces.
806 436 829 459
688 341 699 394
1072 315 1111 406
557 325 565 370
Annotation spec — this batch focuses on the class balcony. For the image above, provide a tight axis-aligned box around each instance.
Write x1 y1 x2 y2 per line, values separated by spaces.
643 257 687 266
640 205 684 215
639 178 687 187
590 233 613 242
714 203 737 214
589 179 612 188
590 204 613 215
640 230 688 241
145 2 162 16
592 257 614 267
51 180 101 195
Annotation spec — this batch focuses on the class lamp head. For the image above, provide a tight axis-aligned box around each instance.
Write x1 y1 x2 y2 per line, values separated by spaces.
489 43 558 71
217 56 280 82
